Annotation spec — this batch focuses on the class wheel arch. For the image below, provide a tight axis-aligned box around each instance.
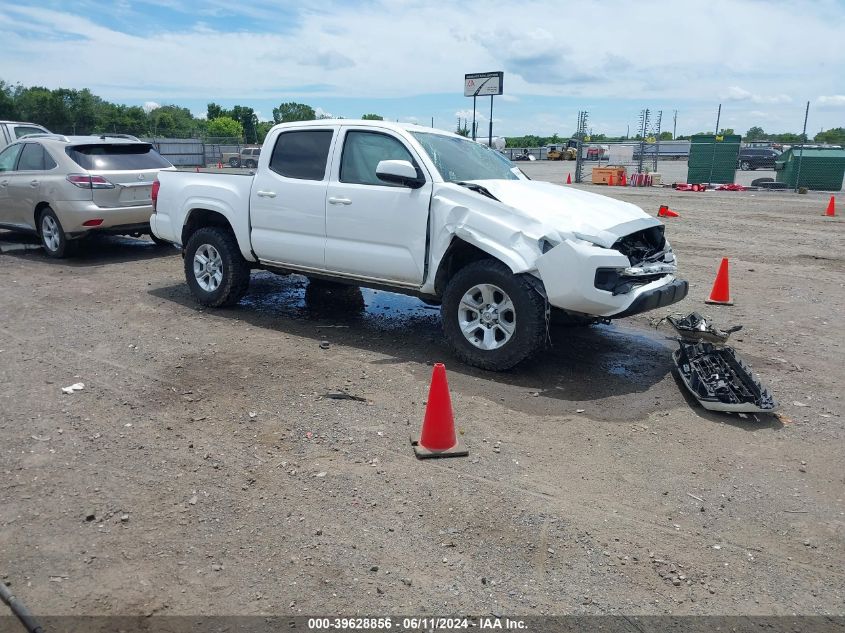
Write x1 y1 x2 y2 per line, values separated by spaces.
33 201 52 231
432 235 535 298
181 208 234 246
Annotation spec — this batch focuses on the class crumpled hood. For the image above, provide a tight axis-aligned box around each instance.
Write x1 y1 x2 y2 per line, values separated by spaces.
466 178 660 247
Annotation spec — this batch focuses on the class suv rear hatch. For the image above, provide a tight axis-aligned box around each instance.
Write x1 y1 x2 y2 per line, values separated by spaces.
65 143 172 208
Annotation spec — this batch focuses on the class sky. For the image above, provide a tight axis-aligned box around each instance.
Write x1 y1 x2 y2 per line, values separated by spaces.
1 0 843 137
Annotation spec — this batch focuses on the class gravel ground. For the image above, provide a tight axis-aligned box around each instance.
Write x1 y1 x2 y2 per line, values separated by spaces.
0 180 843 619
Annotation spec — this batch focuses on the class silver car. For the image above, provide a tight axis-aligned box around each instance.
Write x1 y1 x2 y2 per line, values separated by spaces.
0 133 174 257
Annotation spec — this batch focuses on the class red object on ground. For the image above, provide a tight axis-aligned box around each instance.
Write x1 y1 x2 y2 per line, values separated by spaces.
825 195 836 217
412 364 468 459
716 184 746 191
217 161 222 169
566 173 572 185
621 172 627 186
673 183 707 192
705 258 733 305
657 205 680 218
608 173 614 186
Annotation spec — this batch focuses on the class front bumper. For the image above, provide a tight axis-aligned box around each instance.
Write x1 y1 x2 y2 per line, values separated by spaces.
609 279 688 318
52 200 154 235
535 238 687 318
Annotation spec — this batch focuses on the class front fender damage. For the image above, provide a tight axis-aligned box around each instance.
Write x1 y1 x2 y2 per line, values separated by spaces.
421 189 546 295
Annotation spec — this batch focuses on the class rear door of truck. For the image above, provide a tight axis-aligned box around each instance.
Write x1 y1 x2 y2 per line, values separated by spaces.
249 125 338 270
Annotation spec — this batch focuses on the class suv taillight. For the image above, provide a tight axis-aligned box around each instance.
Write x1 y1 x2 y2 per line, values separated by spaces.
151 179 160 212
66 174 115 189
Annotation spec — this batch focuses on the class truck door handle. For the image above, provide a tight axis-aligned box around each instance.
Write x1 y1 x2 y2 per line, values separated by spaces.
256 190 276 198
328 197 352 205
30 180 40 187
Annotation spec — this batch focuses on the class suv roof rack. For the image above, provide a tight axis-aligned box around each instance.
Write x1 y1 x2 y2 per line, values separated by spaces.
17 133 70 142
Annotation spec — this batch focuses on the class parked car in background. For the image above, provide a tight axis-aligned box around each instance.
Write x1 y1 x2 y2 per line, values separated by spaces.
151 120 687 370
737 147 780 170
1 121 50 151
0 133 175 257
220 146 261 168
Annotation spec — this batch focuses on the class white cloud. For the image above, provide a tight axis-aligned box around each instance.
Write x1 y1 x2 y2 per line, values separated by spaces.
723 86 791 104
0 0 842 133
818 95 845 106
143 101 161 113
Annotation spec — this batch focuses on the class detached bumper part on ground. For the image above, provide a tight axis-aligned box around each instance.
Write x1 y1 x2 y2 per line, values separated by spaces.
667 312 777 414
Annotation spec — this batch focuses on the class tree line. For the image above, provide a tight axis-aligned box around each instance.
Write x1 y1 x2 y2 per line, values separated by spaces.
0 80 384 143
3 79 841 147
502 126 844 148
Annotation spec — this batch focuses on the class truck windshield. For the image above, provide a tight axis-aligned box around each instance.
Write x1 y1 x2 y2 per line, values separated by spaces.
411 132 519 182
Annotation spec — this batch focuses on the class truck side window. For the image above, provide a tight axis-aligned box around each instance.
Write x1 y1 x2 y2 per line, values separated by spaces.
269 130 333 180
340 131 415 186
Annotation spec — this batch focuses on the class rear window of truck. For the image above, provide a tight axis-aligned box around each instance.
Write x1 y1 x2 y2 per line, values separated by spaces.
66 144 172 170
269 130 333 180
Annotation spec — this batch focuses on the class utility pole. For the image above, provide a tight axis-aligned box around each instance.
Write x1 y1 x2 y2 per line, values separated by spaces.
673 110 678 140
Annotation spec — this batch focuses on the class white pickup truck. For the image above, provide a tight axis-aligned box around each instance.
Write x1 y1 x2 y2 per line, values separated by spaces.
151 120 687 370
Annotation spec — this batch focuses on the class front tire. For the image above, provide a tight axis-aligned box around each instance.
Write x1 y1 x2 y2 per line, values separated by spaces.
39 207 74 258
740 160 751 171
184 227 250 307
228 157 240 168
441 259 547 371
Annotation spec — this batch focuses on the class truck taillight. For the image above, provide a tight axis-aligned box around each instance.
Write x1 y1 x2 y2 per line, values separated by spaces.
151 179 160 212
66 174 115 189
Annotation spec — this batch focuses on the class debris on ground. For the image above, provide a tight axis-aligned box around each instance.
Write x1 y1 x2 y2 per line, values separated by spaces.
665 312 742 345
61 382 85 394
663 312 777 414
322 390 368 402
673 341 777 413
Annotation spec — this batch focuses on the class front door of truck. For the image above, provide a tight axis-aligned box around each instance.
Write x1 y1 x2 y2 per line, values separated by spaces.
249 127 337 270
324 128 432 285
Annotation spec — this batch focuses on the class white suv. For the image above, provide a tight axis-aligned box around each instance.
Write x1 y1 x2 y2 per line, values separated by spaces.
0 120 50 151
0 134 174 257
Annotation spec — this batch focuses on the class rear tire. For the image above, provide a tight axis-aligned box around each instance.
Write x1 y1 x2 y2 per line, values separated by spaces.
441 259 547 371
39 207 74 258
740 161 751 171
184 227 250 307
245 159 257 169
228 157 240 168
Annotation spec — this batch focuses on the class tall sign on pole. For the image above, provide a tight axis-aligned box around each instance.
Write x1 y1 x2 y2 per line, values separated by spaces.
464 72 504 145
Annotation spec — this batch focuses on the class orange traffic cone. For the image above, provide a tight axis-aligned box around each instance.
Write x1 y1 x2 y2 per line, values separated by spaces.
621 172 627 187
411 364 468 459
566 173 572 185
705 258 733 305
825 196 836 217
608 173 614 186
217 161 223 169
658 205 680 218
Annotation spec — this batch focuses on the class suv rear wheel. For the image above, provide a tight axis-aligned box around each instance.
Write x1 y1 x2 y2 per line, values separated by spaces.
740 160 752 171
39 207 74 258
184 227 250 307
441 259 547 371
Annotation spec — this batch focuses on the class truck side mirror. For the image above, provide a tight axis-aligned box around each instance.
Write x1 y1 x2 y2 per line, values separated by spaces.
375 160 424 188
